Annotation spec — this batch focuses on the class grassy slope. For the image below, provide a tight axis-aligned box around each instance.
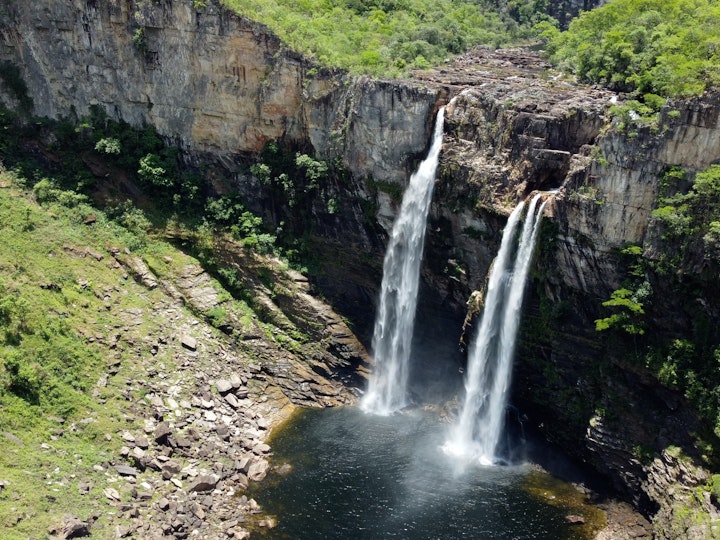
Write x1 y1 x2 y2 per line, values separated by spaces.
0 169 234 538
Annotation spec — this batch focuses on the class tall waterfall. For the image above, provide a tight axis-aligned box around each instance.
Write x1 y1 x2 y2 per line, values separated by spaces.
444 193 547 464
361 107 446 416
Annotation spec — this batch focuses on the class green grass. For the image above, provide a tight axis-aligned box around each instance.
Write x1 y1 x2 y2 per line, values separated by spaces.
0 154 328 540
0 170 208 537
0 174 125 536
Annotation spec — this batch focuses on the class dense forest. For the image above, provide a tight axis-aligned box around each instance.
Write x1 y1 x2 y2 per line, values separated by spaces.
542 0 720 98
218 0 720 99
219 0 555 75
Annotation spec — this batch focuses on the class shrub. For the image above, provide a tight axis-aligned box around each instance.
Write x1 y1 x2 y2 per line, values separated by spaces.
132 27 147 53
653 165 720 244
138 153 171 187
595 286 647 335
95 137 121 155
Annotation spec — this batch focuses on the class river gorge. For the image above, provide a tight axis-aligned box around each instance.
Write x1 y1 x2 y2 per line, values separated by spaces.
2 0 720 538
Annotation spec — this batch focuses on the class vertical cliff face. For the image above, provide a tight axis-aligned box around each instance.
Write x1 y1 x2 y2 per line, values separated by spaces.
531 93 720 538
0 0 439 182
4 0 308 152
553 93 720 296
416 49 720 537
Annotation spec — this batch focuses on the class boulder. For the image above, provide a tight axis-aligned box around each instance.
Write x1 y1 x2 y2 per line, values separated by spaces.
229 373 243 389
224 393 240 409
247 459 269 482
181 335 197 351
3 432 23 446
215 379 233 394
154 421 171 442
114 465 139 477
135 436 150 449
162 460 182 475
103 488 121 501
235 457 252 474
49 514 90 539
188 474 219 493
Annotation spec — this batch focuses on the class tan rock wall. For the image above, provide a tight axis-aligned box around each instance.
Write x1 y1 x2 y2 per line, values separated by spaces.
0 0 439 183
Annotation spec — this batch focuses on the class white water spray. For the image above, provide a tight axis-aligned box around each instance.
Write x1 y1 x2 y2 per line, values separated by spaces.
444 193 548 464
361 107 446 415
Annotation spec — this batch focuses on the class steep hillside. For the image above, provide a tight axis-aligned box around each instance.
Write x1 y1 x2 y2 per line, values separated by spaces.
0 165 368 538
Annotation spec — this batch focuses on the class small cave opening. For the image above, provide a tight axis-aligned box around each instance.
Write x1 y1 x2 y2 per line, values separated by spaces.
527 168 566 195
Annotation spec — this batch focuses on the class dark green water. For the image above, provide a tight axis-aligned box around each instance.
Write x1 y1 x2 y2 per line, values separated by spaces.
251 407 604 540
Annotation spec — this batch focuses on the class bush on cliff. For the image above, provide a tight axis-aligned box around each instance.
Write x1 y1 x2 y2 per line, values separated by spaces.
596 163 720 441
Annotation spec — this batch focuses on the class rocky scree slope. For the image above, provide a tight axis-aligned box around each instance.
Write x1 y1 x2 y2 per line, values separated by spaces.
0 174 368 539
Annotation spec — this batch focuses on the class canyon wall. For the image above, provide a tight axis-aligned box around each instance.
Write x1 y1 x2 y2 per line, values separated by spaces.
420 49 720 536
0 0 439 181
2 0 720 537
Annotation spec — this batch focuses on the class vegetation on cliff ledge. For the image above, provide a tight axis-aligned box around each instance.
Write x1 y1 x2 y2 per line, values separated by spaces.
594 163 720 442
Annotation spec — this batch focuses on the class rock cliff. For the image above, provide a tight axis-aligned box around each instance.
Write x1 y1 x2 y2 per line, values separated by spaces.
0 0 438 180
417 49 720 537
2 0 720 537
0 0 441 335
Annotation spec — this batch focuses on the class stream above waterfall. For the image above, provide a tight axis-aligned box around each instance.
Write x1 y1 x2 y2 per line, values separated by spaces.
250 407 608 539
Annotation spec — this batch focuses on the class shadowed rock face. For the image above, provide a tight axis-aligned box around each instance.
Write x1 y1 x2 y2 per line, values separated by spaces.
3 1 720 536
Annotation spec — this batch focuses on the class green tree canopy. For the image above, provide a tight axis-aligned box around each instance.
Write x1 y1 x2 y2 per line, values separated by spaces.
221 0 554 76
544 0 720 97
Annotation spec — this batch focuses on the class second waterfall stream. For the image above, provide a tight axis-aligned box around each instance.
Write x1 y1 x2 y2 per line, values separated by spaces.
444 193 548 465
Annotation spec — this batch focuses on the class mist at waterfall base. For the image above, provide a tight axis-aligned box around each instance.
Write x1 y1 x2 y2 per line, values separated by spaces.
248 101 602 538
444 195 548 466
251 194 603 539
252 407 603 540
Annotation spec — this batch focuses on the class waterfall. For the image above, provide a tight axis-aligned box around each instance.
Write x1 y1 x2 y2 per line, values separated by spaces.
444 193 547 464
361 107 446 416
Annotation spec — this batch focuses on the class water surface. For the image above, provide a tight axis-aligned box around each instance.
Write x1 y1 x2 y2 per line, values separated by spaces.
252 407 604 539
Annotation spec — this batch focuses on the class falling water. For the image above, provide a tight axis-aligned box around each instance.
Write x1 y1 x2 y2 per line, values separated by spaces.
444 193 548 464
361 107 446 415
